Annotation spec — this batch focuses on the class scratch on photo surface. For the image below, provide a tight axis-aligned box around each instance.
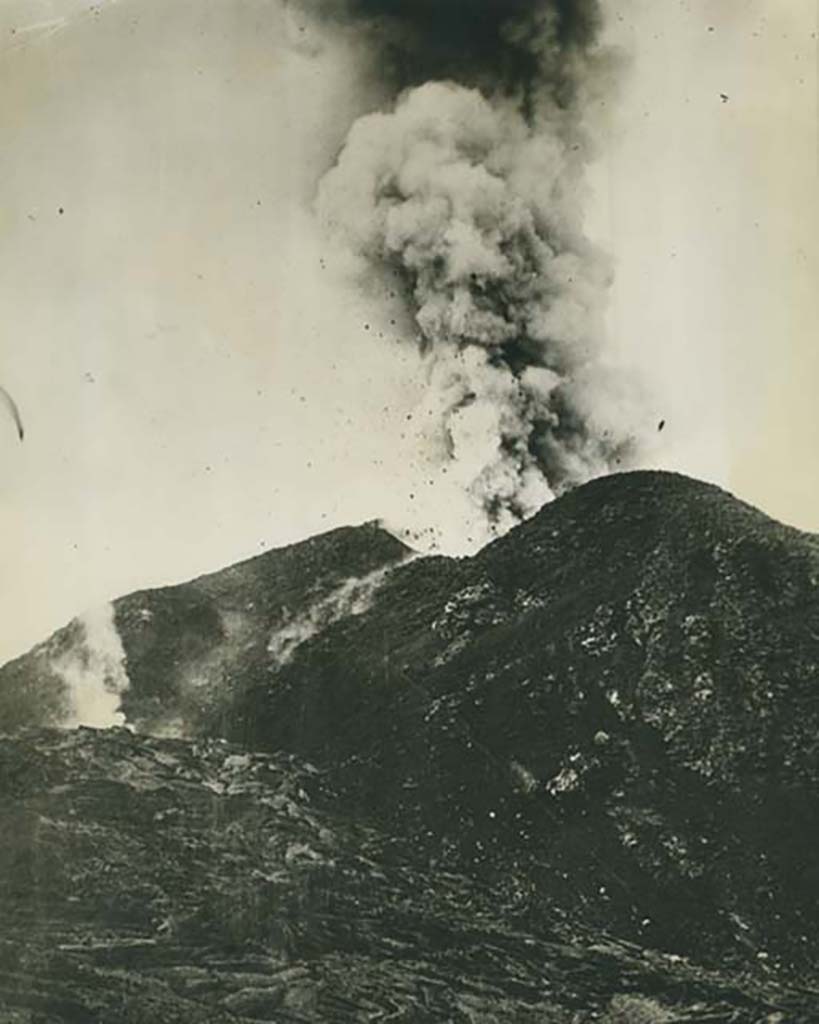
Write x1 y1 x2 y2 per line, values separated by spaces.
1 0 125 56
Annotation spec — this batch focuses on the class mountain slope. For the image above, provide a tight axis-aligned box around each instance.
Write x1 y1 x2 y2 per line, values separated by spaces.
211 471 819 966
2 471 819 999
0 520 410 734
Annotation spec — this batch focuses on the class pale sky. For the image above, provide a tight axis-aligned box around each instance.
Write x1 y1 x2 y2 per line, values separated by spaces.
1 0 817 663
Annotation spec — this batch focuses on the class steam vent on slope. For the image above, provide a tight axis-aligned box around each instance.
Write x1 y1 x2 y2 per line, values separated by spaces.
2 472 819 1021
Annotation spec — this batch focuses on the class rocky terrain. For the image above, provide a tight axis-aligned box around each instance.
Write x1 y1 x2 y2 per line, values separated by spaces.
1 727 812 1023
2 471 819 1021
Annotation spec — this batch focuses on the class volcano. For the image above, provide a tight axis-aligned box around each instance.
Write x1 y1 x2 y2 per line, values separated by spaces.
2 471 819 1021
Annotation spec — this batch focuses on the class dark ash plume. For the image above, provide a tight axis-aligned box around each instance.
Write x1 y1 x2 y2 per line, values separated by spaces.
309 0 640 537
307 0 604 100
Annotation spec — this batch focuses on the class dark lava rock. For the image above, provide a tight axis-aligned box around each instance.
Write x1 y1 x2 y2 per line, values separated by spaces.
0 727 812 1022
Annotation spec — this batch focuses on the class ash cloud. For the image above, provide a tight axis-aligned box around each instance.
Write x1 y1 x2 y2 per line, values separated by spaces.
306 0 642 538
307 0 602 99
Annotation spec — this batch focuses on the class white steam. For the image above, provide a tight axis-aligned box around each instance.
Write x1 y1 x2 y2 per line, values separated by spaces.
52 603 129 728
317 80 640 538
268 562 403 667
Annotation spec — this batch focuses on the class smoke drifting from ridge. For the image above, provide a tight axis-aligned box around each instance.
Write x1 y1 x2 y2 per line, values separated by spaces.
267 559 410 668
308 0 641 537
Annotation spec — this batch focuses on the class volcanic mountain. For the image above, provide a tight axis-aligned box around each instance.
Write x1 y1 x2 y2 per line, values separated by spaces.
2 471 819 1021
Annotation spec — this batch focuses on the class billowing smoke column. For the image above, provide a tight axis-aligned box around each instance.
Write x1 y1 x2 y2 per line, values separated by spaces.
312 0 638 534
